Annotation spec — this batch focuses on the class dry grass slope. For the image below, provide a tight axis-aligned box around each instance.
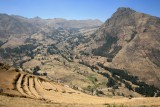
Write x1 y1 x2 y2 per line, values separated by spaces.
0 63 160 107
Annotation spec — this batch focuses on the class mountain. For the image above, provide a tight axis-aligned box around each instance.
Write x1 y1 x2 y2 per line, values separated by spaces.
0 14 102 35
0 7 160 100
77 7 160 88
0 13 102 46
0 14 38 39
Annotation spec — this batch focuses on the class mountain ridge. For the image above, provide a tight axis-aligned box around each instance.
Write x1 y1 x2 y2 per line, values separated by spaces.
0 13 102 48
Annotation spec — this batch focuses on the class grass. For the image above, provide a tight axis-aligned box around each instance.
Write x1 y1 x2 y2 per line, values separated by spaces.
88 75 97 84
105 104 128 107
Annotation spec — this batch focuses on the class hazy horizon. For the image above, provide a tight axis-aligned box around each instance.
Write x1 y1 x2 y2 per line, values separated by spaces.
0 0 160 22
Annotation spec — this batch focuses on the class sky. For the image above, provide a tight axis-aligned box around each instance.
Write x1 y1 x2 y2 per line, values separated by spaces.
0 0 160 22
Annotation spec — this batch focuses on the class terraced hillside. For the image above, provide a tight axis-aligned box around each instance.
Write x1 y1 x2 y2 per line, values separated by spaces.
0 63 114 104
1 63 160 107
0 63 99 103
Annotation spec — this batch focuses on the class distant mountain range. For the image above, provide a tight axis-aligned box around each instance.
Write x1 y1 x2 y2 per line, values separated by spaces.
0 13 102 37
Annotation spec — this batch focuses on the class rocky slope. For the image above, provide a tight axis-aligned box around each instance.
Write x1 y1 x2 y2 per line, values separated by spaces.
77 7 160 89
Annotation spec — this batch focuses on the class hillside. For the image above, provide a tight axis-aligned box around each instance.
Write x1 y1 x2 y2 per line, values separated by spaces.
0 63 160 107
76 7 160 89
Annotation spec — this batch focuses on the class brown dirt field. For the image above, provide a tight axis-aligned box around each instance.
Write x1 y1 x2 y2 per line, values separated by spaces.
0 67 160 107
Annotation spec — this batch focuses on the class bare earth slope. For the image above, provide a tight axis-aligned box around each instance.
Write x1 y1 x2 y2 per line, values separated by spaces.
0 63 160 107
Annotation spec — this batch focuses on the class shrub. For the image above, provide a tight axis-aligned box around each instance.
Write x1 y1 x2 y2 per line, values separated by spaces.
105 104 128 107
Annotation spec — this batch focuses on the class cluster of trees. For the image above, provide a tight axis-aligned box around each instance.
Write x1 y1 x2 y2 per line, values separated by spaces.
33 66 47 76
98 63 160 97
0 44 37 59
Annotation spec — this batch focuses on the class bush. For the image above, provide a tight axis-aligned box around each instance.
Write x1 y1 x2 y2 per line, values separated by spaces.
88 75 98 84
105 104 128 107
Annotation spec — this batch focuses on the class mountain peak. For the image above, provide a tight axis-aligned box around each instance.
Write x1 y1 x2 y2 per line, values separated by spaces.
112 7 136 17
117 7 135 12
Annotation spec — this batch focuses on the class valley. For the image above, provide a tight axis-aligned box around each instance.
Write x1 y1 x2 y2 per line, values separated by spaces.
0 7 160 107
